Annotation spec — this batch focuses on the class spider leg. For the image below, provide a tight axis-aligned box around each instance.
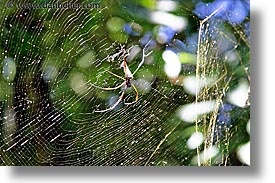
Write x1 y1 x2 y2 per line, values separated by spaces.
90 82 125 91
94 91 125 113
124 83 139 105
132 83 139 102
133 39 153 75
105 69 125 80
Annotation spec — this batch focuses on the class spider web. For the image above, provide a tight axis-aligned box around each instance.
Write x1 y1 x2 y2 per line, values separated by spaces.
193 7 250 165
0 0 250 166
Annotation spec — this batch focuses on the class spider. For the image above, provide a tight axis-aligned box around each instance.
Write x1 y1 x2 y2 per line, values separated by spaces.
92 41 152 113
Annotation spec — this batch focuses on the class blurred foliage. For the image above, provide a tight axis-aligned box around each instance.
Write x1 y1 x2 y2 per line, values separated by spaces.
0 0 250 166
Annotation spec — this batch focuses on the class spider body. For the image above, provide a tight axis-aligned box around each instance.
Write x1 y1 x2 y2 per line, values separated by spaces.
121 58 133 88
92 41 152 112
125 76 132 88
